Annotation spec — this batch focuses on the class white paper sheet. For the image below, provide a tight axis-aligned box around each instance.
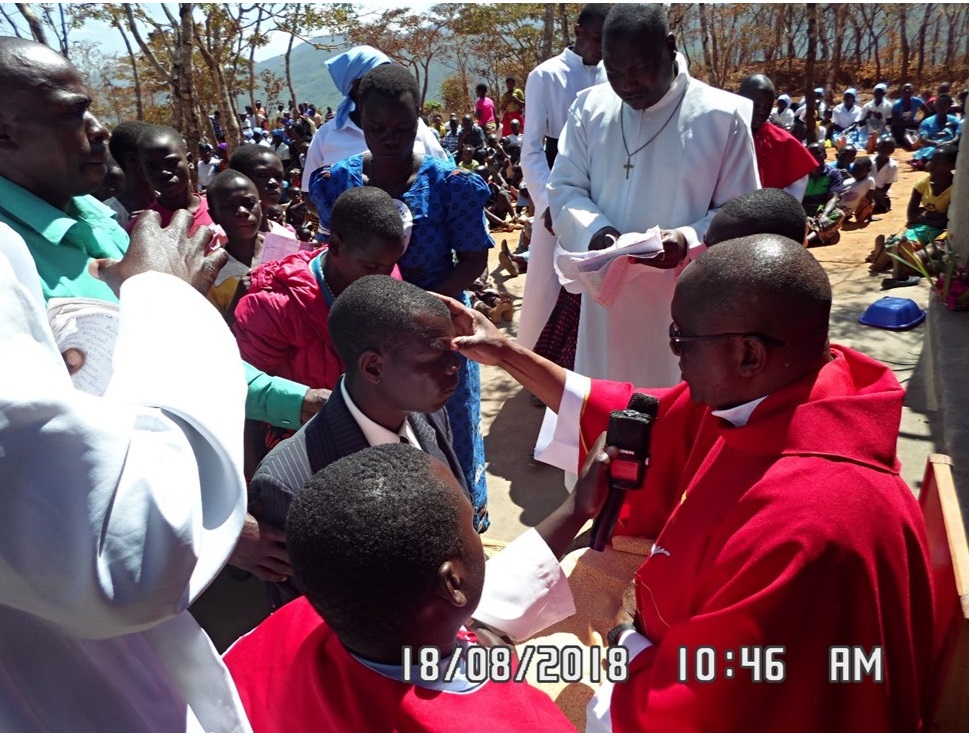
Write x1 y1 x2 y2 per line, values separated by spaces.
47 298 121 396
554 228 664 307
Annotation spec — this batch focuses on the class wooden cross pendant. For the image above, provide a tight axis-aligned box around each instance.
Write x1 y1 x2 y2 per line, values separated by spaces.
623 159 634 179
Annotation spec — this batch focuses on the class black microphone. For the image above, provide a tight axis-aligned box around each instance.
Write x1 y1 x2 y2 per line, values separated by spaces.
589 393 659 552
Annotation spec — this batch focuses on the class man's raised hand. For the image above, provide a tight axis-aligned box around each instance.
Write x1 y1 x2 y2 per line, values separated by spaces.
432 293 510 366
93 209 228 296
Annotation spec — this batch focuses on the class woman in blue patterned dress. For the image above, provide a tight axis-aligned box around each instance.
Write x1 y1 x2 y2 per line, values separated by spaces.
310 64 493 531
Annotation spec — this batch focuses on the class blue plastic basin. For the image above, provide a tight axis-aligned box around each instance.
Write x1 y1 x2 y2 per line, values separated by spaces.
858 296 926 330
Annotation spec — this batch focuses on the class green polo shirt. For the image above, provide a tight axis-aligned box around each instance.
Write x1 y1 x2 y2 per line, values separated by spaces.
0 175 128 303
0 174 305 429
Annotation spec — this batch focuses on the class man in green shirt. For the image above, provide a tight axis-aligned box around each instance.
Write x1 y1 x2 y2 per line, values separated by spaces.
0 36 325 431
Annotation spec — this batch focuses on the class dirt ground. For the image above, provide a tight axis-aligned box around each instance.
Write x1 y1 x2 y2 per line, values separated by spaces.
479 144 938 544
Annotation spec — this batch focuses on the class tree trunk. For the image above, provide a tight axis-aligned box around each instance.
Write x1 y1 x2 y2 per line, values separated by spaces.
697 3 717 86
557 3 570 49
114 20 143 120
916 4 932 79
899 5 910 83
541 4 554 61
826 4 843 93
284 29 297 111
248 4 266 111
804 3 818 144
930 9 940 67
15 3 47 46
942 5 958 71
851 15 863 69
178 4 201 185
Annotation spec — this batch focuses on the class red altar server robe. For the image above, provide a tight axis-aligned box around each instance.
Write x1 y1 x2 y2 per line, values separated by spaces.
754 121 819 190
224 597 576 733
576 345 934 733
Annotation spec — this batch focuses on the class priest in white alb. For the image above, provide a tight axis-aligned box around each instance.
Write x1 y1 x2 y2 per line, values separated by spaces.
517 3 609 350
547 3 760 387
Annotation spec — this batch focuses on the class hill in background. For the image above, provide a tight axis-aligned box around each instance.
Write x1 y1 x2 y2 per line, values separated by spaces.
246 35 453 111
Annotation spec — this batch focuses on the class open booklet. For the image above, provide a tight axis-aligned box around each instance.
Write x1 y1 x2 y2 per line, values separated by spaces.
47 297 120 396
554 228 664 308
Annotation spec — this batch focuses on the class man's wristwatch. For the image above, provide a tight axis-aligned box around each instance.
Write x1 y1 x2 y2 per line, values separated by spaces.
606 622 637 647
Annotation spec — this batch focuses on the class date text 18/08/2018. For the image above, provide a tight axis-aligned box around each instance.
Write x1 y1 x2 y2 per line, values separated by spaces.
677 646 885 683
401 644 630 684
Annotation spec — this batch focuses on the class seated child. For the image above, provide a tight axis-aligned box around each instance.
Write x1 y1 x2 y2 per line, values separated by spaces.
837 156 876 223
868 143 957 278
229 144 297 236
206 169 264 318
806 156 874 246
801 142 847 215
457 144 478 172
225 445 576 733
135 124 214 233
872 138 899 213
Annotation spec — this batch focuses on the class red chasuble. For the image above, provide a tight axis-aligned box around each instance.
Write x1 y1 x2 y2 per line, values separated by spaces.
576 345 934 732
754 122 819 190
224 597 576 733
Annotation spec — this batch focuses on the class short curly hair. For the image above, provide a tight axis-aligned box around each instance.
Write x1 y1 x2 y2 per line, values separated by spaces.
357 64 420 111
286 444 464 643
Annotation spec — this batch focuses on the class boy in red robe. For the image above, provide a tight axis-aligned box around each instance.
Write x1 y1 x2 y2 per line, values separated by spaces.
224 444 578 733
437 234 935 732
739 74 817 200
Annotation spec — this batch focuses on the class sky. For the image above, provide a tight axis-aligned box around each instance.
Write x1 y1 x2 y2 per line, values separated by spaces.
0 2 436 63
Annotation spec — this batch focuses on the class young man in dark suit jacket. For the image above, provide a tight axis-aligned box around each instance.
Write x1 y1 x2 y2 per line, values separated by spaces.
248 275 468 608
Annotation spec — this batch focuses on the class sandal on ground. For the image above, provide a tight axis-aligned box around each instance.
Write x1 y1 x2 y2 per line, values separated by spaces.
881 276 921 290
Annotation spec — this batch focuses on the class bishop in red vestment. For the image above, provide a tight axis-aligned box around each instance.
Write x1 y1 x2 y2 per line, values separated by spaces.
439 233 935 732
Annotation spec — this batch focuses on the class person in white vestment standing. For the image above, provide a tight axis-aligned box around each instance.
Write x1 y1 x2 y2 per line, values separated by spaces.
547 3 760 386
517 3 610 351
0 210 253 732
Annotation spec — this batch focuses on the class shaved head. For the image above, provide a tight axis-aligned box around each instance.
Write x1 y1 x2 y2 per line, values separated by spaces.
672 235 831 408
738 74 776 132
679 235 830 347
0 36 70 96
739 74 775 98
706 189 808 246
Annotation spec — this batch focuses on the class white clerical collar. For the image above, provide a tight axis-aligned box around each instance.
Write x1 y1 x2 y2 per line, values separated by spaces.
711 395 769 427
563 46 599 69
340 379 420 447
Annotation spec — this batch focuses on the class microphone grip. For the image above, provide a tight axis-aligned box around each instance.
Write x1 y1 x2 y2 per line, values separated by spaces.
589 487 626 552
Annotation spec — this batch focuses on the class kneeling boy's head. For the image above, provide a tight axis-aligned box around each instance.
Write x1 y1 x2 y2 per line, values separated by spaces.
706 189 807 246
327 187 405 286
329 275 460 414
288 444 484 658
229 144 285 210
207 170 262 242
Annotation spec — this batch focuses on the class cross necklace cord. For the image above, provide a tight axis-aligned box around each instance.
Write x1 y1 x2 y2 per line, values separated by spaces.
619 90 687 179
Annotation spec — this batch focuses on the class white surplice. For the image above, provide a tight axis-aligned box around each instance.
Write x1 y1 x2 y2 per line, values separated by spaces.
0 224 251 733
547 53 760 386
518 47 607 349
